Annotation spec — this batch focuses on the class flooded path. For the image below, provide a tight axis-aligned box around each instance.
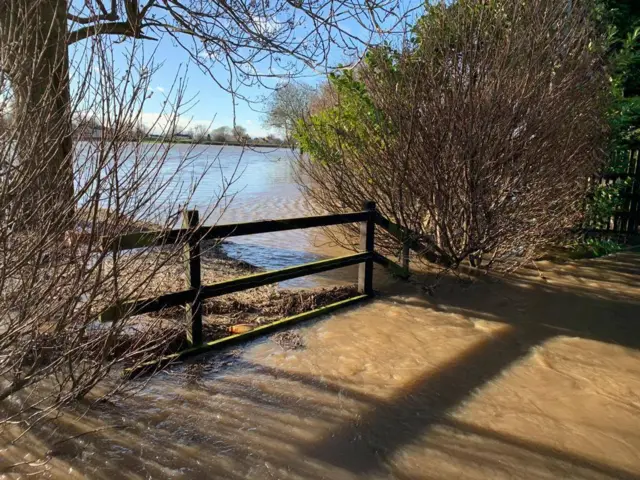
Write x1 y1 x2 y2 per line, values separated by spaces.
3 251 640 479
3 147 640 478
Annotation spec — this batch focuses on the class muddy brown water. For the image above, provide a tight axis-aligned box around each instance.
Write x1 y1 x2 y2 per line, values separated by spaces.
2 147 640 479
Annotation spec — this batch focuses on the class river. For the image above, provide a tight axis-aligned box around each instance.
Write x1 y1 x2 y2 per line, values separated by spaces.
158 144 353 287
2 146 640 479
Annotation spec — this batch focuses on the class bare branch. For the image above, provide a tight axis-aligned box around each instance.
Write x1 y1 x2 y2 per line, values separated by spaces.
67 0 118 24
69 21 156 44
0 1 237 440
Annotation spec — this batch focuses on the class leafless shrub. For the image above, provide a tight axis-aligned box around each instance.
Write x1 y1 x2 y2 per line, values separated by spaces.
299 0 609 270
0 6 230 440
211 126 232 143
0 0 413 444
191 125 211 143
264 82 317 143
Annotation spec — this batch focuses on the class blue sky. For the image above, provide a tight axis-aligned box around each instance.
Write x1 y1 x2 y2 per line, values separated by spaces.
68 1 424 138
135 28 362 137
138 37 319 138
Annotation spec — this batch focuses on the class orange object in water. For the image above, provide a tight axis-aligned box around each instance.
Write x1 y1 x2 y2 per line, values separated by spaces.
228 324 254 334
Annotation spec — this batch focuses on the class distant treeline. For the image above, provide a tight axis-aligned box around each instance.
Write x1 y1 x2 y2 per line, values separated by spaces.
73 119 291 147
146 125 292 147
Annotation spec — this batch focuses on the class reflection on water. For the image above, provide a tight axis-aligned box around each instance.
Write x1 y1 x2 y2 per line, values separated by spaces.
222 241 357 288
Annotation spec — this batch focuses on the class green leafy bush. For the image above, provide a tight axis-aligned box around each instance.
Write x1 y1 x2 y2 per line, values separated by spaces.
569 237 624 258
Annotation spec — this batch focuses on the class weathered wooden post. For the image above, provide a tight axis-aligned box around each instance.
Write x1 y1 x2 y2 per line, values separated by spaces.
401 242 410 274
183 209 203 346
358 201 376 295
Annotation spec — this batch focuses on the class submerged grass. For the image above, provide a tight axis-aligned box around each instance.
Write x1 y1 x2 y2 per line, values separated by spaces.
106 240 359 367
567 237 625 258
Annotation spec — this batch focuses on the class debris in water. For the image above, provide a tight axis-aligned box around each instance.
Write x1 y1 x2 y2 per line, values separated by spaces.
272 331 305 350
228 324 254 334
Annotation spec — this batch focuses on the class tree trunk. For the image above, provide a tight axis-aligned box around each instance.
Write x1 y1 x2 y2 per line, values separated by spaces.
0 0 73 227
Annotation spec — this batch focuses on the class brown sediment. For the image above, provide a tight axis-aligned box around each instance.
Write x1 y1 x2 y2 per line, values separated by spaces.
271 330 306 350
11 237 358 372
114 284 357 366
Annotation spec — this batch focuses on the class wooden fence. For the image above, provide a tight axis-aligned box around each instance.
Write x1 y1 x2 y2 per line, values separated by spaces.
101 201 414 375
587 148 640 235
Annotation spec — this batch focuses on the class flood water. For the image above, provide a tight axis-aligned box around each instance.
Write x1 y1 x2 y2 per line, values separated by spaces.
3 146 640 479
165 145 353 287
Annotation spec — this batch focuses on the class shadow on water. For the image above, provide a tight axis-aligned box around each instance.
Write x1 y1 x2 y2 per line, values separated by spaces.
408 257 640 351
300 326 553 474
291 253 640 477
6 253 640 479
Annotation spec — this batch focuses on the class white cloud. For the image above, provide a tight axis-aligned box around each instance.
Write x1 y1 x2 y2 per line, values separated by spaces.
245 120 253 125
252 16 278 36
155 86 165 93
198 50 222 61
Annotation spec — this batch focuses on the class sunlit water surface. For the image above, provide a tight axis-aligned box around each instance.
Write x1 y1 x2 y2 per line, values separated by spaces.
3 146 640 479
161 145 352 288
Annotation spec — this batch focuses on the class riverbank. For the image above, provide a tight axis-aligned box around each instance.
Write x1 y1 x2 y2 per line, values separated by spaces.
62 203 357 369
111 240 358 364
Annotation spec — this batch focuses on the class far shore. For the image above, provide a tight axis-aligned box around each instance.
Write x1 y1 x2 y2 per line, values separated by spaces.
75 136 295 149
140 137 295 149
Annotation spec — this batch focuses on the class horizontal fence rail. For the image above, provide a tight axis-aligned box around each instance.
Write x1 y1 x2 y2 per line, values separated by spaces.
103 211 370 251
374 213 448 266
125 295 370 378
100 201 420 374
100 252 372 322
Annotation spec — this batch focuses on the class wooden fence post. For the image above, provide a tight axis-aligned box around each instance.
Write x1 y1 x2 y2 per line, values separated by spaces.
401 242 410 273
358 201 375 295
183 209 203 346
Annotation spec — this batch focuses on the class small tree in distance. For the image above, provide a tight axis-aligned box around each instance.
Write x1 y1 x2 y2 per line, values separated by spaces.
192 124 211 143
264 82 317 144
233 125 250 142
211 126 231 142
